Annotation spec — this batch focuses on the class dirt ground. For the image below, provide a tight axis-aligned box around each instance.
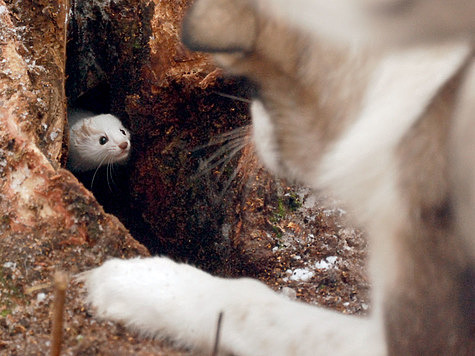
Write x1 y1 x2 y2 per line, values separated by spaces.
1 168 370 355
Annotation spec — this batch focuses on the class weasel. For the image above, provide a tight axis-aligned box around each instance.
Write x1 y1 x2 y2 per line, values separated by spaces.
67 109 131 172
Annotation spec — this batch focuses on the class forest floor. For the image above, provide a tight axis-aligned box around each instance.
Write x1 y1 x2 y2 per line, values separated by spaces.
1 176 370 355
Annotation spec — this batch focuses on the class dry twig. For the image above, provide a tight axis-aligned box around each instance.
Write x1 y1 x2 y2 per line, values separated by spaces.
50 271 69 356
211 311 224 356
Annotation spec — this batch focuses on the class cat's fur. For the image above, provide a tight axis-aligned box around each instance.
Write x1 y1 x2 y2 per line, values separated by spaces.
261 0 475 45
81 1 474 355
67 110 131 172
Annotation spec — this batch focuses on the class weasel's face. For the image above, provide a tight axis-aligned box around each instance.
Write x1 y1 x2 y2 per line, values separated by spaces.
86 114 131 165
70 114 131 171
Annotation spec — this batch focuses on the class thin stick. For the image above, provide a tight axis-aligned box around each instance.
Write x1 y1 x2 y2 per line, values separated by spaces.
51 271 69 356
211 312 224 356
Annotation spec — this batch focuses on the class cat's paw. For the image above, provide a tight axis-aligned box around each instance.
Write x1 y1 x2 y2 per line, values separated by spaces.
79 256 221 341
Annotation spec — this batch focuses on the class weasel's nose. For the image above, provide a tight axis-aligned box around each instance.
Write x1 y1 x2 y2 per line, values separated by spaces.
119 142 128 150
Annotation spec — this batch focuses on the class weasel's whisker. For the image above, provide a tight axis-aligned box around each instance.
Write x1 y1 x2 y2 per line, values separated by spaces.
91 154 108 189
109 160 117 189
106 158 116 192
105 161 110 191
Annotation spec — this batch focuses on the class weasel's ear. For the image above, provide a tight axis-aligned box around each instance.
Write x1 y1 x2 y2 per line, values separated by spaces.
79 119 93 135
182 0 257 53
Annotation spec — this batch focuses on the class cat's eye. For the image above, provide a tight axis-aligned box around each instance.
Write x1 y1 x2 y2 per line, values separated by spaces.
120 129 126 136
99 136 108 145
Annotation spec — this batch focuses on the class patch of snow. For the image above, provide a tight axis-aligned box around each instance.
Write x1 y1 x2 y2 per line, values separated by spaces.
36 293 46 303
323 207 347 217
49 131 59 141
287 268 315 282
303 194 318 209
3 261 16 269
315 256 338 270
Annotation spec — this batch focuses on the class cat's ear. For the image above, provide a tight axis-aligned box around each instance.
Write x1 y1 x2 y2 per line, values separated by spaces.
182 0 257 53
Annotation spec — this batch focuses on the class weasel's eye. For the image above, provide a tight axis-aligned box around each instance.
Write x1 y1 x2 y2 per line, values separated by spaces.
99 136 108 145
120 129 126 136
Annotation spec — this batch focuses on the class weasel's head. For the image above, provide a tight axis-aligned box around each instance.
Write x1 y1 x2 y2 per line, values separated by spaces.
69 114 131 172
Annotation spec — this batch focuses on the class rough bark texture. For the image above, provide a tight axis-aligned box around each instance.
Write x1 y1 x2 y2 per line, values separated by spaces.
0 1 158 354
0 0 368 354
67 0 255 272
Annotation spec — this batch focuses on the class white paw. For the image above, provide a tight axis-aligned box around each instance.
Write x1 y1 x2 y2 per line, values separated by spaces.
79 256 224 347
79 256 385 356
81 258 178 329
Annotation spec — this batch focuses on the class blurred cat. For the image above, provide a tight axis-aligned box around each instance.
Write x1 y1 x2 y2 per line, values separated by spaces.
82 1 474 355
263 0 475 45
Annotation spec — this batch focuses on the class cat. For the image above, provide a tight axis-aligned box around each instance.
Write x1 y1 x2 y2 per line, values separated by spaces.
81 0 474 355
67 109 131 172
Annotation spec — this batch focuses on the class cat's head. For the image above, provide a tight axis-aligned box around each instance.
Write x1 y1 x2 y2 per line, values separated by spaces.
182 0 368 187
262 0 475 45
70 114 131 171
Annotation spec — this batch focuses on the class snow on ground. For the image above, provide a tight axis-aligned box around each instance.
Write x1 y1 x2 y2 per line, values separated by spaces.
262 184 370 313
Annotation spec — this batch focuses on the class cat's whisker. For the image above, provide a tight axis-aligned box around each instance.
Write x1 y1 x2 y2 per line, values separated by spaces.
216 142 258 203
211 126 249 141
193 126 250 151
213 142 248 179
191 125 255 203
216 160 243 202
192 139 248 180
201 138 246 167
212 91 252 104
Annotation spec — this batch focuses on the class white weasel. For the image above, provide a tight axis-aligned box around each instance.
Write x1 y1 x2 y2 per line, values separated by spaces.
67 110 131 172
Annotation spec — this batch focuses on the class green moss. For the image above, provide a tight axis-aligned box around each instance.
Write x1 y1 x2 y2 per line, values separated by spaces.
270 191 302 223
270 199 286 224
0 267 24 316
272 224 283 239
286 192 302 211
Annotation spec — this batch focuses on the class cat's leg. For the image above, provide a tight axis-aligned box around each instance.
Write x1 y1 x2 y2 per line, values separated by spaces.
82 257 386 356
